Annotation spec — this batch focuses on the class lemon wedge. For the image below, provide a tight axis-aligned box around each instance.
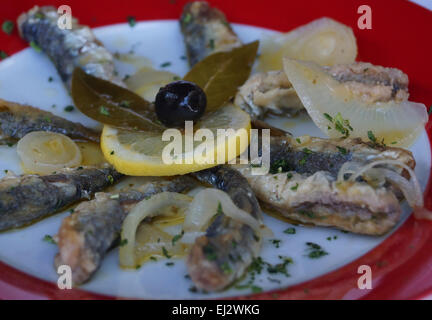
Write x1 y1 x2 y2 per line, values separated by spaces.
101 103 251 176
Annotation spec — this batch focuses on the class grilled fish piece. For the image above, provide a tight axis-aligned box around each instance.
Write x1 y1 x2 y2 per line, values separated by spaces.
55 176 195 285
236 135 416 235
17 6 124 90
189 166 262 291
0 99 100 143
235 61 410 119
234 71 304 120
0 167 122 231
180 1 242 66
325 62 409 103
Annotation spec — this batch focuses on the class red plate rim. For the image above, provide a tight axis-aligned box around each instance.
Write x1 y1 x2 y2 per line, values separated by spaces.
0 0 431 300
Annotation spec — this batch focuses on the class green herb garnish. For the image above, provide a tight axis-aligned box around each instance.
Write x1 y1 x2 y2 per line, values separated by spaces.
2 20 14 35
119 238 128 246
336 146 347 155
30 41 41 52
172 230 184 246
0 50 7 59
43 234 56 244
183 41 259 112
100 105 110 116
305 242 328 259
325 112 353 138
162 246 171 259
127 16 136 27
290 183 299 191
284 227 296 234
64 105 74 112
160 62 171 68
107 175 114 184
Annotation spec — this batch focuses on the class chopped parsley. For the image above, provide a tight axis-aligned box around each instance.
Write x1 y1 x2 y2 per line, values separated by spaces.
305 242 328 259
324 112 353 138
119 238 128 246
127 16 136 27
48 76 53 82
287 172 293 179
216 202 223 216
336 146 347 155
160 61 171 68
171 230 184 246
367 130 377 143
290 183 299 191
64 105 74 112
149 256 157 261
221 262 232 275
296 138 301 144
208 39 215 50
0 50 7 59
283 227 296 235
269 239 281 248
162 246 172 259
182 13 192 24
42 234 56 244
269 159 290 174
166 262 175 267
203 244 217 261
119 100 130 108
367 130 386 147
110 150 115 155
30 41 41 52
2 20 14 35
107 175 114 184
100 105 110 116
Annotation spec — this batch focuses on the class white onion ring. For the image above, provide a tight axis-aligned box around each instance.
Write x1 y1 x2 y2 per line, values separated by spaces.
119 192 191 268
337 159 423 211
184 188 268 236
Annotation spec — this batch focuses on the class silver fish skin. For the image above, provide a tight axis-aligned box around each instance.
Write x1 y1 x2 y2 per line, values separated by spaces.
0 167 122 231
189 166 262 292
17 6 124 90
0 99 100 143
54 176 195 285
236 135 416 235
180 1 242 66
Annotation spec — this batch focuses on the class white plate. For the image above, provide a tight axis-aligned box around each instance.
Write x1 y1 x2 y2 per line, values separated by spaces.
0 21 429 299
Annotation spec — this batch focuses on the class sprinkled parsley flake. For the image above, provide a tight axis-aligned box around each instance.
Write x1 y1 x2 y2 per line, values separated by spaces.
100 105 110 116
2 20 14 35
30 41 41 52
284 227 296 235
127 16 136 27
43 234 56 244
160 61 171 68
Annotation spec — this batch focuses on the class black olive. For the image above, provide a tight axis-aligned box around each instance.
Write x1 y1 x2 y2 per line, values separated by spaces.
155 80 207 127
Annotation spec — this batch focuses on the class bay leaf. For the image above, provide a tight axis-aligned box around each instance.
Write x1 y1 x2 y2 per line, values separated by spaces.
71 68 165 132
183 41 259 111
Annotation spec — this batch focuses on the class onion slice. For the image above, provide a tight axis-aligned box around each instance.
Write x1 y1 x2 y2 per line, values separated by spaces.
119 192 191 268
184 188 267 235
337 159 423 212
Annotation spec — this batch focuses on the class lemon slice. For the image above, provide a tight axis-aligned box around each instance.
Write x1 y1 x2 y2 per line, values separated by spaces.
101 103 251 176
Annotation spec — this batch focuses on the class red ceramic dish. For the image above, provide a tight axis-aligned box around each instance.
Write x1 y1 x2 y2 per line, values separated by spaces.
0 0 431 300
